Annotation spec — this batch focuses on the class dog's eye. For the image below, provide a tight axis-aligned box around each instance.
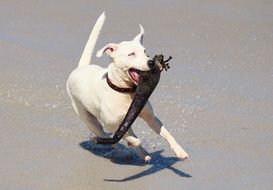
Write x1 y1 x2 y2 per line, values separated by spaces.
128 52 135 56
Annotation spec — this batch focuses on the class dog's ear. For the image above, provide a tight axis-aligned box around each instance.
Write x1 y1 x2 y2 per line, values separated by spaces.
96 43 118 57
133 25 144 44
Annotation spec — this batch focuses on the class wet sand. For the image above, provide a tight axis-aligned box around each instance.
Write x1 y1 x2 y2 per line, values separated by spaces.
1 0 273 189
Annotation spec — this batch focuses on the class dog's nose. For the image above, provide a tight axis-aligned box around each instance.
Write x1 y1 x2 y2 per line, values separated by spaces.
147 59 155 70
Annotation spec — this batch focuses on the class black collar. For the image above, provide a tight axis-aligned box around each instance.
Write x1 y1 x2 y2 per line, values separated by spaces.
106 73 137 93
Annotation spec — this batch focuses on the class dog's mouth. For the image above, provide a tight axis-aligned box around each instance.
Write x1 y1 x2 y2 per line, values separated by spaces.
129 68 141 84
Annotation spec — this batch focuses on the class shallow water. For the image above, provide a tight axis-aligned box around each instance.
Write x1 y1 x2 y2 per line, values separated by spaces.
1 0 273 190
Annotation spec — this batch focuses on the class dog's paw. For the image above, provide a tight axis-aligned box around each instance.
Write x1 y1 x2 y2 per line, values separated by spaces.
144 155 152 162
176 151 189 160
138 153 151 162
89 134 98 143
171 145 189 160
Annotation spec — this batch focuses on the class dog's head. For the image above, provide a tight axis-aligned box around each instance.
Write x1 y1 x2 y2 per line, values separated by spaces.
96 25 154 85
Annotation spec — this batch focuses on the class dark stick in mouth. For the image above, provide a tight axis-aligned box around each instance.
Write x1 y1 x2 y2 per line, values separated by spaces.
93 55 172 144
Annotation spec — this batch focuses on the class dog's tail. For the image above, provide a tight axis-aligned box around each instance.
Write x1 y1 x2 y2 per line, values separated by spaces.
78 12 105 67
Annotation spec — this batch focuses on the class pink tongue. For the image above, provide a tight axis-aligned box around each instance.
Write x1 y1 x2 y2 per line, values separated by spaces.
131 71 140 82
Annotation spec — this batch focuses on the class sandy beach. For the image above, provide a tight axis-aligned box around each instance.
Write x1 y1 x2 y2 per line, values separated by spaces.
1 0 273 189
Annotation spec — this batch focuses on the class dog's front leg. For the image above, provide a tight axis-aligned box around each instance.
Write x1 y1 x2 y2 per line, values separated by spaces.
125 129 151 162
139 102 189 160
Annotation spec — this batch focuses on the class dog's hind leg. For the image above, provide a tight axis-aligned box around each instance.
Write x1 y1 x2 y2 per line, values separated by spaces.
82 111 109 138
71 98 109 138
124 128 151 161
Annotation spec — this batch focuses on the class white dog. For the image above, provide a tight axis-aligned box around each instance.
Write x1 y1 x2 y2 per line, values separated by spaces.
66 12 188 161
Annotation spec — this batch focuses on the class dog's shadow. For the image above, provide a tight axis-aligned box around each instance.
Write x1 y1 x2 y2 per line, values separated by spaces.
79 141 192 182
